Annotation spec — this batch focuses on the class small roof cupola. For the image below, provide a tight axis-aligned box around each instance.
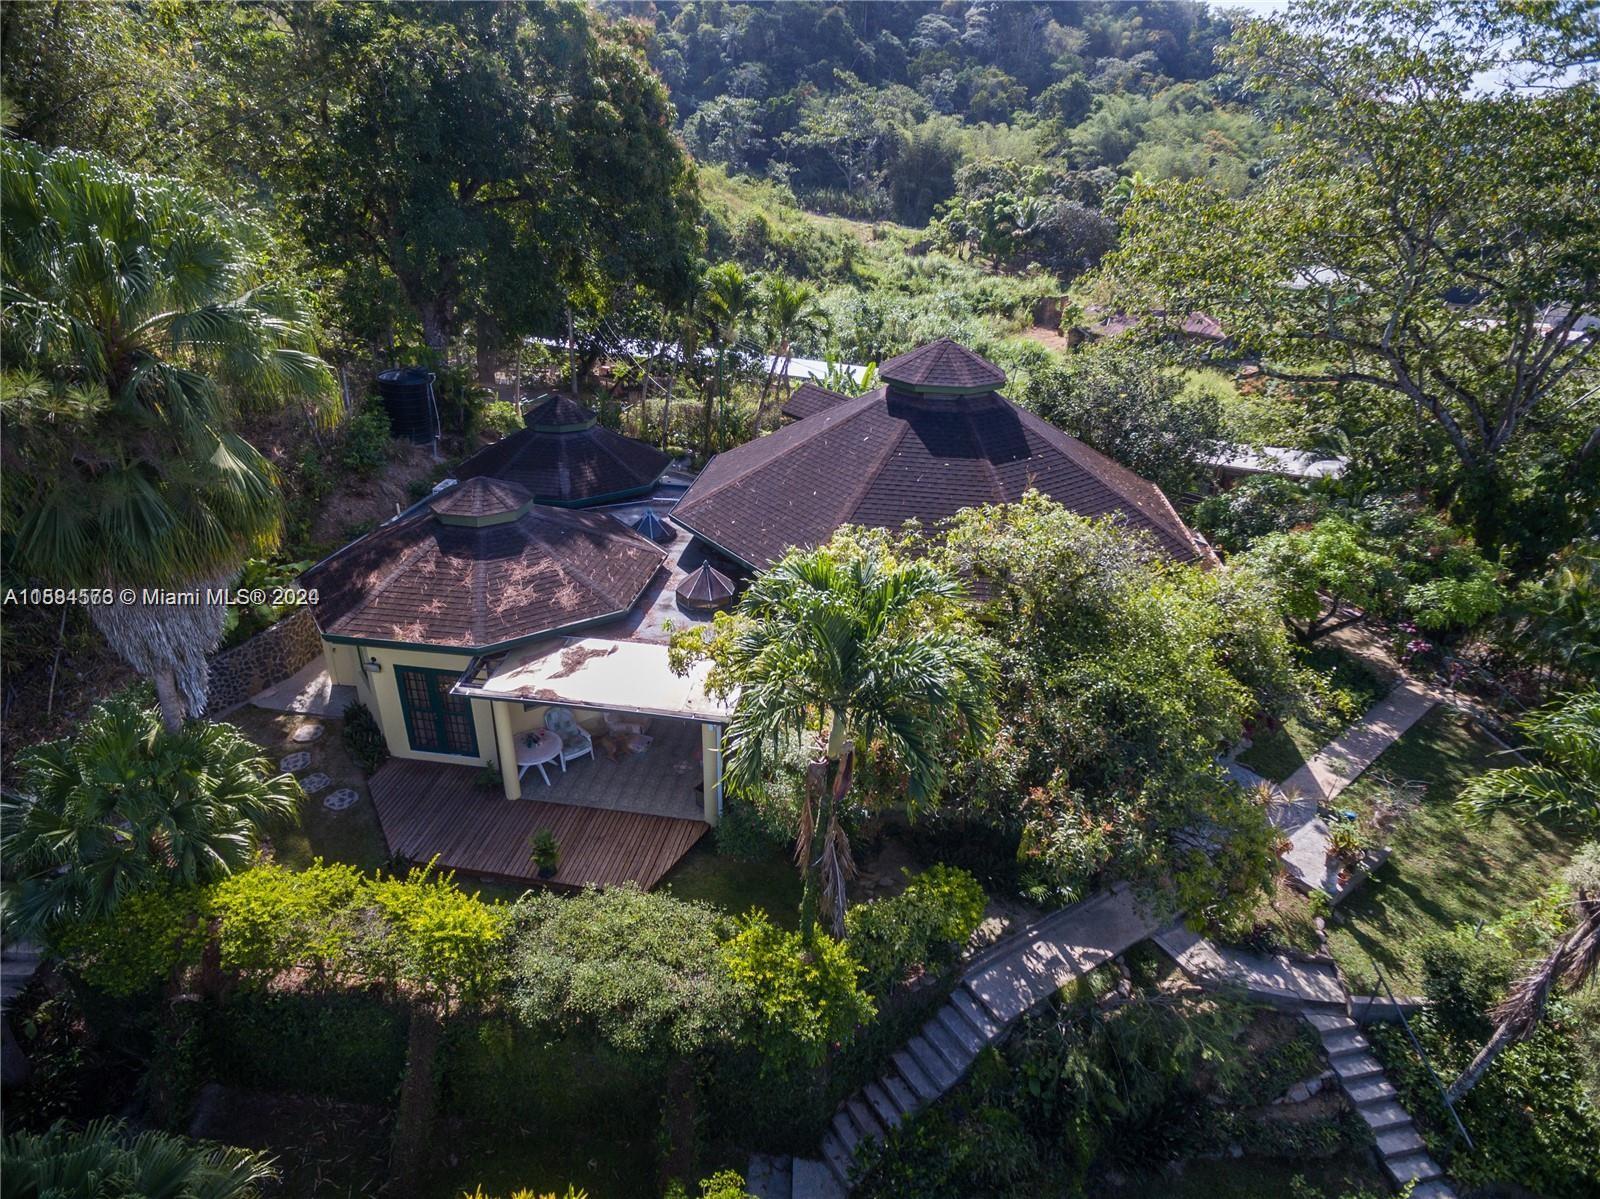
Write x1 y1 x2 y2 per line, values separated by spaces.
878 337 1007 396
427 477 534 527
524 393 599 433
454 392 672 507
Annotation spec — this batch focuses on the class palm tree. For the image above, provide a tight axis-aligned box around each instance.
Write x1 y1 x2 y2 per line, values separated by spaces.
717 534 994 938
1447 857 1600 1100
754 275 831 431
3 1118 276 1198
1 142 334 729
1459 690 1599 833
1 691 300 939
697 262 756 460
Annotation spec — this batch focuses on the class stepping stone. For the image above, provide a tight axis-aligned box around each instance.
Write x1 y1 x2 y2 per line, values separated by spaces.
299 772 332 794
1410 1181 1459 1199
322 787 360 811
1306 1011 1356 1033
291 722 325 743
922 1016 977 1074
830 1110 865 1155
846 1096 884 1142
746 1154 791 1199
279 751 312 772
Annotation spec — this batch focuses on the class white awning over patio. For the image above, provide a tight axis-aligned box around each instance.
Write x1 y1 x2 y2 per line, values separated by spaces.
456 636 735 724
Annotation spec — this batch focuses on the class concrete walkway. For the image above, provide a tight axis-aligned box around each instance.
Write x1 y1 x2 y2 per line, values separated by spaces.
1272 678 1439 897
1154 923 1346 1011
1281 679 1439 806
755 885 1162 1199
249 661 357 717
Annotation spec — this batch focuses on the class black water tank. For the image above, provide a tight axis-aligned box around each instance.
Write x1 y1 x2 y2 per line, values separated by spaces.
375 367 439 443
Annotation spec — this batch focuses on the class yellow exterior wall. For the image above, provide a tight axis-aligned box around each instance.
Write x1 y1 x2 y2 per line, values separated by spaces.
320 639 497 768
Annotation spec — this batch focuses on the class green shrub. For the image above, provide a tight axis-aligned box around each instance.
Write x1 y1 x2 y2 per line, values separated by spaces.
477 399 522 439
51 886 208 998
1419 926 1516 1041
714 795 791 861
337 405 394 476
1191 476 1325 555
341 700 388 774
209 860 366 983
845 865 986 995
720 913 874 1069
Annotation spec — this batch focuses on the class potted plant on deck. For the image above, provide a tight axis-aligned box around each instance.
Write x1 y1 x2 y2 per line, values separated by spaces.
529 829 560 879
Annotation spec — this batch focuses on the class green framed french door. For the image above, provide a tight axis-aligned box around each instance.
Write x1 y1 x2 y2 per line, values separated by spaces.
394 666 480 757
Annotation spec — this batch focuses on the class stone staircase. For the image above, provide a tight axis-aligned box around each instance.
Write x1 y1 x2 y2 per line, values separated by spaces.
1154 924 1456 1199
751 885 1162 1198
1308 1011 1455 1198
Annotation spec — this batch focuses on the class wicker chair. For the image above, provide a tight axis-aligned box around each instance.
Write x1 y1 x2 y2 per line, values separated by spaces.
542 707 593 769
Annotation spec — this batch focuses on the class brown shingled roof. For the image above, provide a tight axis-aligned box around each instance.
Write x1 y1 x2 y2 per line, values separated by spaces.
301 485 665 650
781 381 855 422
454 395 671 507
879 338 1007 392
672 350 1210 569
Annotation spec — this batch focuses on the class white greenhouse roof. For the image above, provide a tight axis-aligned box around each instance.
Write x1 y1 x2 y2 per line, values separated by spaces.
457 636 734 724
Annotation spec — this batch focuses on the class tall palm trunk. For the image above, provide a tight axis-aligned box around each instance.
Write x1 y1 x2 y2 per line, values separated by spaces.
389 1004 443 1196
88 579 231 731
798 713 857 940
754 338 791 432
702 346 725 462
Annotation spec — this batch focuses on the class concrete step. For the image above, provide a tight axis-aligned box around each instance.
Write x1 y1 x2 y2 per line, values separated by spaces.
1344 1075 1397 1106
922 1016 978 1075
863 1081 901 1131
1305 1011 1356 1034
1385 1151 1444 1186
893 1048 942 1103
1328 1049 1384 1082
846 1096 884 1143
1376 1124 1428 1157
935 1003 988 1058
747 1154 792 1199
796 1152 847 1199
1321 1028 1372 1057
1410 1180 1459 1199
905 1034 958 1092
880 1071 920 1120
830 1110 864 1157
951 986 1003 1040
1357 1099 1415 1132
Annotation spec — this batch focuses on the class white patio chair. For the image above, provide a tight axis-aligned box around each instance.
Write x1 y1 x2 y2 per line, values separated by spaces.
542 707 594 769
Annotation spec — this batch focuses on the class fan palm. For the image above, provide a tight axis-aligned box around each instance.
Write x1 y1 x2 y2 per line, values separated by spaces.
697 261 756 459
754 275 831 431
2 1118 276 1199
1 691 300 940
1459 690 1600 833
1 142 334 729
720 536 994 938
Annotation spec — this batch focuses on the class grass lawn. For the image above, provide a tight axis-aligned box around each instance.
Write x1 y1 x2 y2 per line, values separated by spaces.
229 706 391 873
658 840 803 927
1326 705 1571 993
1236 641 1392 782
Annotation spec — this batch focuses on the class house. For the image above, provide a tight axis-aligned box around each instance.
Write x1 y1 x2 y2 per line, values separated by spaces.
298 340 1210 887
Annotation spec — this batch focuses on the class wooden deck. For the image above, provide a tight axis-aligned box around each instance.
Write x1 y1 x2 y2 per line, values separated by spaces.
368 759 708 890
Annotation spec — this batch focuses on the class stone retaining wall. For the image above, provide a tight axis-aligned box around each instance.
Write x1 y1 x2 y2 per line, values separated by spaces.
206 607 322 714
